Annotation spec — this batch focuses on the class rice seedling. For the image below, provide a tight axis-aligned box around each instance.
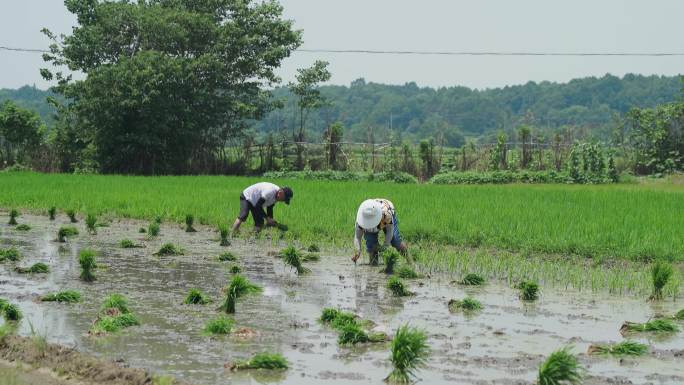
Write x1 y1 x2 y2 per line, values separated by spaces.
517 280 540 301
154 215 163 224
3 303 22 321
229 265 242 274
320 308 342 323
461 273 485 286
218 274 262 314
204 316 234 335
86 213 97 234
650 260 674 300
301 253 320 262
0 247 21 262
66 209 78 223
387 276 414 297
154 243 183 256
338 322 370 345
381 248 400 274
119 239 142 248
15 224 31 231
276 223 289 232
385 325 429 384
41 290 81 303
79 249 97 282
8 209 19 225
228 352 289 371
15 262 49 274
184 288 209 305
101 294 131 314
620 319 679 334
279 245 310 275
219 224 231 246
148 221 160 237
48 206 56 220
307 244 320 252
322 309 358 330
138 227 147 233
448 297 483 312
0 298 7 311
218 252 237 262
56 226 79 242
674 309 684 320
185 214 197 232
537 346 583 385
587 340 648 356
396 266 420 279
91 313 139 334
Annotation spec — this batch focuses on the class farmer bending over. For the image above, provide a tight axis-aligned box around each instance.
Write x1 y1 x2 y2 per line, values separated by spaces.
353 199 408 264
231 182 293 234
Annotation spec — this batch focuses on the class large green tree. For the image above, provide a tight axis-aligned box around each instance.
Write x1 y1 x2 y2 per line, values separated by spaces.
41 0 302 174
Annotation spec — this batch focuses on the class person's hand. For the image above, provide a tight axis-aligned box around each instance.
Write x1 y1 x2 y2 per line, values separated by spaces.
351 252 360 264
266 218 277 227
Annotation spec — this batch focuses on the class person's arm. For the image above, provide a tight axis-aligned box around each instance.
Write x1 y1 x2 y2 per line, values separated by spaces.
383 222 394 247
354 226 363 255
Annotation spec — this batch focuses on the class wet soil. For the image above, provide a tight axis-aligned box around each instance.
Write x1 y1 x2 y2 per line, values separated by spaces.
1 213 683 384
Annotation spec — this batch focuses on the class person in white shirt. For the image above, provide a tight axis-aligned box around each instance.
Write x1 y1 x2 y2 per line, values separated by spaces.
352 198 408 265
231 182 293 233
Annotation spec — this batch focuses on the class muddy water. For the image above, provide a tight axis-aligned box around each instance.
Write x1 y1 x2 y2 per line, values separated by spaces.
1 214 683 385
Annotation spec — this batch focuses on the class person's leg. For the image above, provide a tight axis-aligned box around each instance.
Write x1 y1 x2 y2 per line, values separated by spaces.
232 196 250 234
250 205 266 232
390 214 410 261
364 231 380 265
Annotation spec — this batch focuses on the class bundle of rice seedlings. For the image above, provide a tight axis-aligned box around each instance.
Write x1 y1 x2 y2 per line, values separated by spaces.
387 277 414 297
204 316 234 335
338 322 370 345
15 224 31 231
276 223 288 232
16 262 49 274
228 352 288 371
154 215 163 224
3 303 22 321
119 239 142 248
218 274 262 314
537 346 583 385
48 206 56 220
79 249 97 282
86 214 97 234
448 297 483 312
461 273 485 286
218 252 237 262
381 248 400 275
218 224 230 246
674 309 684 320
138 227 147 233
320 308 342 323
307 244 320 252
229 265 242 274
66 209 78 223
517 281 540 301
57 226 79 242
91 313 139 334
280 246 310 275
0 298 7 311
650 260 674 300
154 243 183 256
301 253 320 262
41 290 81 303
0 247 21 262
184 288 209 305
587 340 648 356
8 209 19 225
148 222 160 237
185 214 196 232
385 325 429 384
396 266 420 279
620 319 679 334
101 294 130 314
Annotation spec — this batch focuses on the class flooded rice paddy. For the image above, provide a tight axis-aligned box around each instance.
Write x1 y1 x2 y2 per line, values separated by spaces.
1 213 683 384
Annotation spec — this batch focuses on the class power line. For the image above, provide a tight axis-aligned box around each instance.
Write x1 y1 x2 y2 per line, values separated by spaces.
0 46 49 53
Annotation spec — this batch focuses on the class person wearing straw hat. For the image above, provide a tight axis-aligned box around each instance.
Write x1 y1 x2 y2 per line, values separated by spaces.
231 182 293 234
352 198 407 264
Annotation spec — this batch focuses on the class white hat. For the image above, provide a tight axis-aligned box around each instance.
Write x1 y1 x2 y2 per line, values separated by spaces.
356 199 382 230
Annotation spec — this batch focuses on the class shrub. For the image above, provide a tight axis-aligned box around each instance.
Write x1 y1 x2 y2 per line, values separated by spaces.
101 294 130 314
279 246 310 275
218 224 230 246
429 171 573 185
262 170 418 184
0 247 21 262
387 277 414 297
15 224 31 231
148 222 160 237
229 352 288 371
621 319 679 334
461 273 485 286
204 316 234 335
218 274 261 314
218 252 237 262
3 303 22 321
41 290 81 303
587 340 648 356
8 209 19 225
385 325 429 384
79 249 97 282
66 209 78 223
517 281 540 301
537 346 583 385
396 266 420 279
154 243 183 256
16 262 49 274
48 206 56 220
380 248 400 274
184 289 209 305
448 297 483 312
650 260 674 300
57 226 79 242
185 214 196 232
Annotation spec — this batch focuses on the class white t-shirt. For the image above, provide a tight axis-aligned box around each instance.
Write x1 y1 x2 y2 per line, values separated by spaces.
243 182 279 207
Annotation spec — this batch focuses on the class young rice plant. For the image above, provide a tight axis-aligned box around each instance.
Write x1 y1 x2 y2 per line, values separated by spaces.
279 245 310 275
537 346 583 385
517 280 540 301
620 319 679 334
154 243 184 256
41 290 81 303
8 209 19 225
587 340 648 356
79 249 97 282
218 252 237 262
184 288 209 305
228 352 288 371
219 274 261 314
381 248 400 274
48 206 56 220
15 224 31 231
66 209 78 223
185 214 196 232
387 276 414 297
57 226 79 242
448 297 483 312
461 273 485 286
385 325 430 384
650 260 674 300
86 214 97 234
16 262 49 274
204 316 234 335
219 224 230 246
0 247 21 262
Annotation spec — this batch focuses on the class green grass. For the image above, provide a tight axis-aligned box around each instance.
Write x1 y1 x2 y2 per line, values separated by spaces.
588 340 648 356
218 274 261 314
3 303 22 321
79 249 97 282
185 214 196 232
320 308 357 330
91 313 139 334
48 206 56 220
396 266 420 279
8 208 19 225
621 319 679 334
387 276 414 297
307 244 320 252
16 262 49 274
0 247 21 262
386 325 429 384
461 273 485 285
538 346 583 385
66 209 77 223
148 222 160 237
218 224 230 246
229 352 288 371
651 260 674 300
675 309 684 320
337 322 370 345
184 288 209 305
41 290 81 303
204 316 233 335
218 252 237 262
229 265 242 274
448 297 483 312
154 243 183 256
119 239 141 248
56 226 79 242
101 294 130 314
86 213 97 234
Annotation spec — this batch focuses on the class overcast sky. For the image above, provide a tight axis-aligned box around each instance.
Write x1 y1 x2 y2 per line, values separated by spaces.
1 0 683 90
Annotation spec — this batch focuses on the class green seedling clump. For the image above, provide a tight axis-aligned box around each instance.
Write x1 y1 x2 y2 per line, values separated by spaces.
381 248 400 274
307 244 320 252
184 288 209 305
396 266 420 279
101 294 130 314
57 226 79 242
587 340 648 356
79 249 97 282
338 322 370 345
219 274 262 314
15 224 31 231
461 273 485 286
138 227 147 233
675 309 684 320
119 239 142 248
218 224 231 246
279 245 310 275
650 260 674 300
517 280 540 301
148 222 160 237
218 252 237 262
229 352 288 371
48 206 56 220
91 313 139 334
448 297 483 312
537 346 583 385
204 316 234 335
301 253 320 262
385 325 430 384
0 247 21 262
185 214 197 232
154 243 183 256
86 214 97 234
8 209 19 225
621 319 679 334
66 209 78 223
3 303 22 321
229 265 242 274
387 276 414 297
16 262 49 274
154 215 163 224
41 290 81 303
0 298 7 311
